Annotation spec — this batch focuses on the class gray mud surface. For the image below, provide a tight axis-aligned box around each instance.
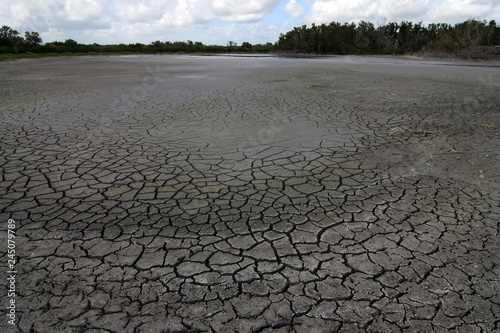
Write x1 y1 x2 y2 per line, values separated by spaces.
1 55 499 332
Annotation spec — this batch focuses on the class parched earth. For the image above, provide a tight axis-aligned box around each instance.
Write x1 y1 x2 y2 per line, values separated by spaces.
0 55 499 332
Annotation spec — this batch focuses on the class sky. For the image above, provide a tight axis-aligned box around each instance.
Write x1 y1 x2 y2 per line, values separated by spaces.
1 0 499 45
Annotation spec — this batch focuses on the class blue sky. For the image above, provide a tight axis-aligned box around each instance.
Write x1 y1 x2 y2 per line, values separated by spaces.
1 0 499 45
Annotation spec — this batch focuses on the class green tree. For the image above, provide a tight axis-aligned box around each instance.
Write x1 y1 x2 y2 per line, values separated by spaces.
24 31 42 47
241 41 252 51
0 25 24 53
62 39 78 52
355 21 376 51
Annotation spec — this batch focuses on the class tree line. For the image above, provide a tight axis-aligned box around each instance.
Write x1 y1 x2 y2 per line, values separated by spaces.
30 39 273 54
0 26 42 53
0 25 273 55
2 19 500 58
276 19 500 58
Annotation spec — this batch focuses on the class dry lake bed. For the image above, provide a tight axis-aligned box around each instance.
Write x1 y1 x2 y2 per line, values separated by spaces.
0 54 499 332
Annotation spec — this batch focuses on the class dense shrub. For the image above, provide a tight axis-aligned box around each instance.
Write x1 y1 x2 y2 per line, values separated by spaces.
276 19 500 58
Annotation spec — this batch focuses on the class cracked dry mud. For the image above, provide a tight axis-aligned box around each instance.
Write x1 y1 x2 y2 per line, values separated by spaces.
0 55 499 332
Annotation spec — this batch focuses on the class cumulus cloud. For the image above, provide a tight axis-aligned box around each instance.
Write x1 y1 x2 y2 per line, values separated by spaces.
97 0 285 44
62 0 107 22
212 0 282 22
378 0 430 21
114 0 281 26
306 0 500 25
114 0 168 23
307 0 379 23
0 0 285 43
284 0 305 18
428 0 497 22
1 0 110 33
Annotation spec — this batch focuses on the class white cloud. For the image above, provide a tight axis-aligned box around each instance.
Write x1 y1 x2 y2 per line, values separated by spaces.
0 0 284 43
112 0 284 43
2 2 51 32
306 0 500 25
115 0 173 23
284 0 305 18
429 0 496 22
308 0 379 23
378 0 430 21
212 0 281 22
1 0 110 34
62 0 107 22
114 0 281 26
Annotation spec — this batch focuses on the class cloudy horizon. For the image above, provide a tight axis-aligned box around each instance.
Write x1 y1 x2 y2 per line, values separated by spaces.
1 0 499 46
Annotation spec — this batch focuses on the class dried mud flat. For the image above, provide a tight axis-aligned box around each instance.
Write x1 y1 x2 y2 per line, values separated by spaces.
0 55 499 332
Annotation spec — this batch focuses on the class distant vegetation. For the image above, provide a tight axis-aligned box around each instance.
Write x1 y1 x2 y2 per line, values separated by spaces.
1 26 42 54
1 19 500 60
277 19 500 59
0 25 273 58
